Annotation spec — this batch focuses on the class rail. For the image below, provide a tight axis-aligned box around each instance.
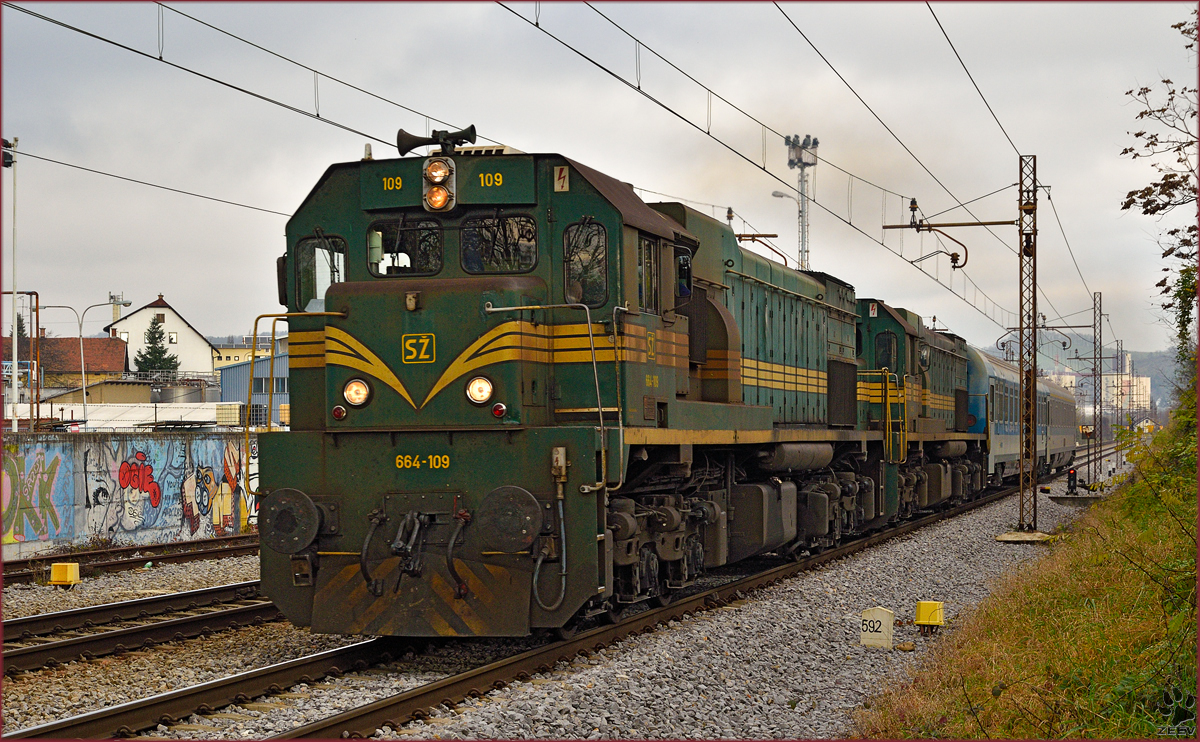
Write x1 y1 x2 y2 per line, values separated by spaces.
2 534 259 584
272 474 1058 739
2 640 394 739
3 593 278 673
3 581 261 639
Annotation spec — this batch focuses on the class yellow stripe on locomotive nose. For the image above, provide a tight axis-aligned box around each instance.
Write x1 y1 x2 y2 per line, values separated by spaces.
325 327 418 408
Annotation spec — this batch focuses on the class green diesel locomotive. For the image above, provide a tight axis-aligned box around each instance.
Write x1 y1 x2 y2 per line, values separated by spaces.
257 127 988 637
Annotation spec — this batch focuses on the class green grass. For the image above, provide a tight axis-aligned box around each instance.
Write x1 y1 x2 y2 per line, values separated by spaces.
855 407 1197 739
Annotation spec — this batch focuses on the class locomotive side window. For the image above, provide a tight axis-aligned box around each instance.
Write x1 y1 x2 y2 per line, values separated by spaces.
875 331 896 370
296 233 347 312
638 235 660 315
563 220 607 307
368 218 442 276
461 215 537 273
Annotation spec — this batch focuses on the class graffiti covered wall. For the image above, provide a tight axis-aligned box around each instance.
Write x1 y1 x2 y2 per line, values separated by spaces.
2 433 258 560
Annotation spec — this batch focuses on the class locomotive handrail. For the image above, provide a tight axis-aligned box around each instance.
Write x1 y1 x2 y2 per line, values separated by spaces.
858 368 907 463
483 301 610 495
608 304 631 493
245 311 347 497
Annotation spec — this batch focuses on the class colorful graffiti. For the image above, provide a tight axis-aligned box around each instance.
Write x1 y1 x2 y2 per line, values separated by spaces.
119 452 163 508
2 447 71 543
2 433 257 557
179 440 256 539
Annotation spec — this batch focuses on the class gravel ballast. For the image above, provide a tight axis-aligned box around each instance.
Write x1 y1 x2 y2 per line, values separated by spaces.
1 458 1130 739
1 554 261 619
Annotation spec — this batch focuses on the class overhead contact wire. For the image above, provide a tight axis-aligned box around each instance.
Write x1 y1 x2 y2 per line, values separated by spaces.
925 4 1089 326
501 2 1008 324
14 151 290 216
500 2 1013 328
584 1 907 199
156 3 507 147
774 2 1077 327
925 2 1020 156
3 2 391 146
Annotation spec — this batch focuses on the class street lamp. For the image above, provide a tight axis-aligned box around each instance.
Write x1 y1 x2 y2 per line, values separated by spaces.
44 298 131 431
771 190 799 262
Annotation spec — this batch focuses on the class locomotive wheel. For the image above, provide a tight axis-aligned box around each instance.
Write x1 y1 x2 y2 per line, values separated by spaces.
651 587 674 608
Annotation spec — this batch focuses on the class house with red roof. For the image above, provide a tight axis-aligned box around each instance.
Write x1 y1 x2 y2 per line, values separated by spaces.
104 294 217 374
3 334 128 389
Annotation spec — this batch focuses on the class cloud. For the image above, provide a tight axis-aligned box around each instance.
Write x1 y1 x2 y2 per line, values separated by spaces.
2 1 1192 353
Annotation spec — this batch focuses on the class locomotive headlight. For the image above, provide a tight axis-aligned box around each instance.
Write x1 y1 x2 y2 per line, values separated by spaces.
424 159 451 183
343 379 371 406
422 156 455 212
465 376 493 404
425 185 450 210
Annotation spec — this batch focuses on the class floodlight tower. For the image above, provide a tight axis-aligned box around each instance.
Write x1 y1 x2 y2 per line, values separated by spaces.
784 134 818 271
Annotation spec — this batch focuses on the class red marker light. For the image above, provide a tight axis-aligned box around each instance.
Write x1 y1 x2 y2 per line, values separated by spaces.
332 405 347 420
491 402 507 418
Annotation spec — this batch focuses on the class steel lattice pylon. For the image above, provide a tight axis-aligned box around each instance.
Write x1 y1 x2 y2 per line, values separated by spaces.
1017 155 1038 531
1092 291 1102 486
1116 339 1125 435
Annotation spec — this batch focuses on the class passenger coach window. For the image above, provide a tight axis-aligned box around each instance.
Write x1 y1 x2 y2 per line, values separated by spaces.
563 220 607 307
461 215 537 273
296 233 346 312
368 218 441 276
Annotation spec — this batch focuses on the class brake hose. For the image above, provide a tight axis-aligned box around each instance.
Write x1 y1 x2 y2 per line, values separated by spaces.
359 510 388 595
532 496 568 612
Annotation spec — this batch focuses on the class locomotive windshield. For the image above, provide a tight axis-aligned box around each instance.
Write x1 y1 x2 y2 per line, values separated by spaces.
368 217 442 276
461 215 537 273
296 233 346 312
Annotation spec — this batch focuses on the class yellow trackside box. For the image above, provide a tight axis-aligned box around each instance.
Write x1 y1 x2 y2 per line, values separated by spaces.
915 601 945 626
48 562 81 586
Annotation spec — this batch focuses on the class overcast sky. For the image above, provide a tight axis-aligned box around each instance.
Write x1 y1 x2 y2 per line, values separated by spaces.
2 2 1194 361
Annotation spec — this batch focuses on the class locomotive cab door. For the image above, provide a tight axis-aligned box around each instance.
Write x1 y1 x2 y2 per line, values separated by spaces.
669 243 694 397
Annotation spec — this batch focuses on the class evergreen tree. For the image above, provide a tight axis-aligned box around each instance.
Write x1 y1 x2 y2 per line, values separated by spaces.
15 312 26 340
134 316 180 372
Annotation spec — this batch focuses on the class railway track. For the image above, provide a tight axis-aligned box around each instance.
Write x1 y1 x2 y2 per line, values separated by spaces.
2 534 260 585
6 452 1119 740
2 581 278 673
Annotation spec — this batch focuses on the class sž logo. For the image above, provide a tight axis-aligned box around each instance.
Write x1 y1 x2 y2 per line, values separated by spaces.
402 333 436 364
